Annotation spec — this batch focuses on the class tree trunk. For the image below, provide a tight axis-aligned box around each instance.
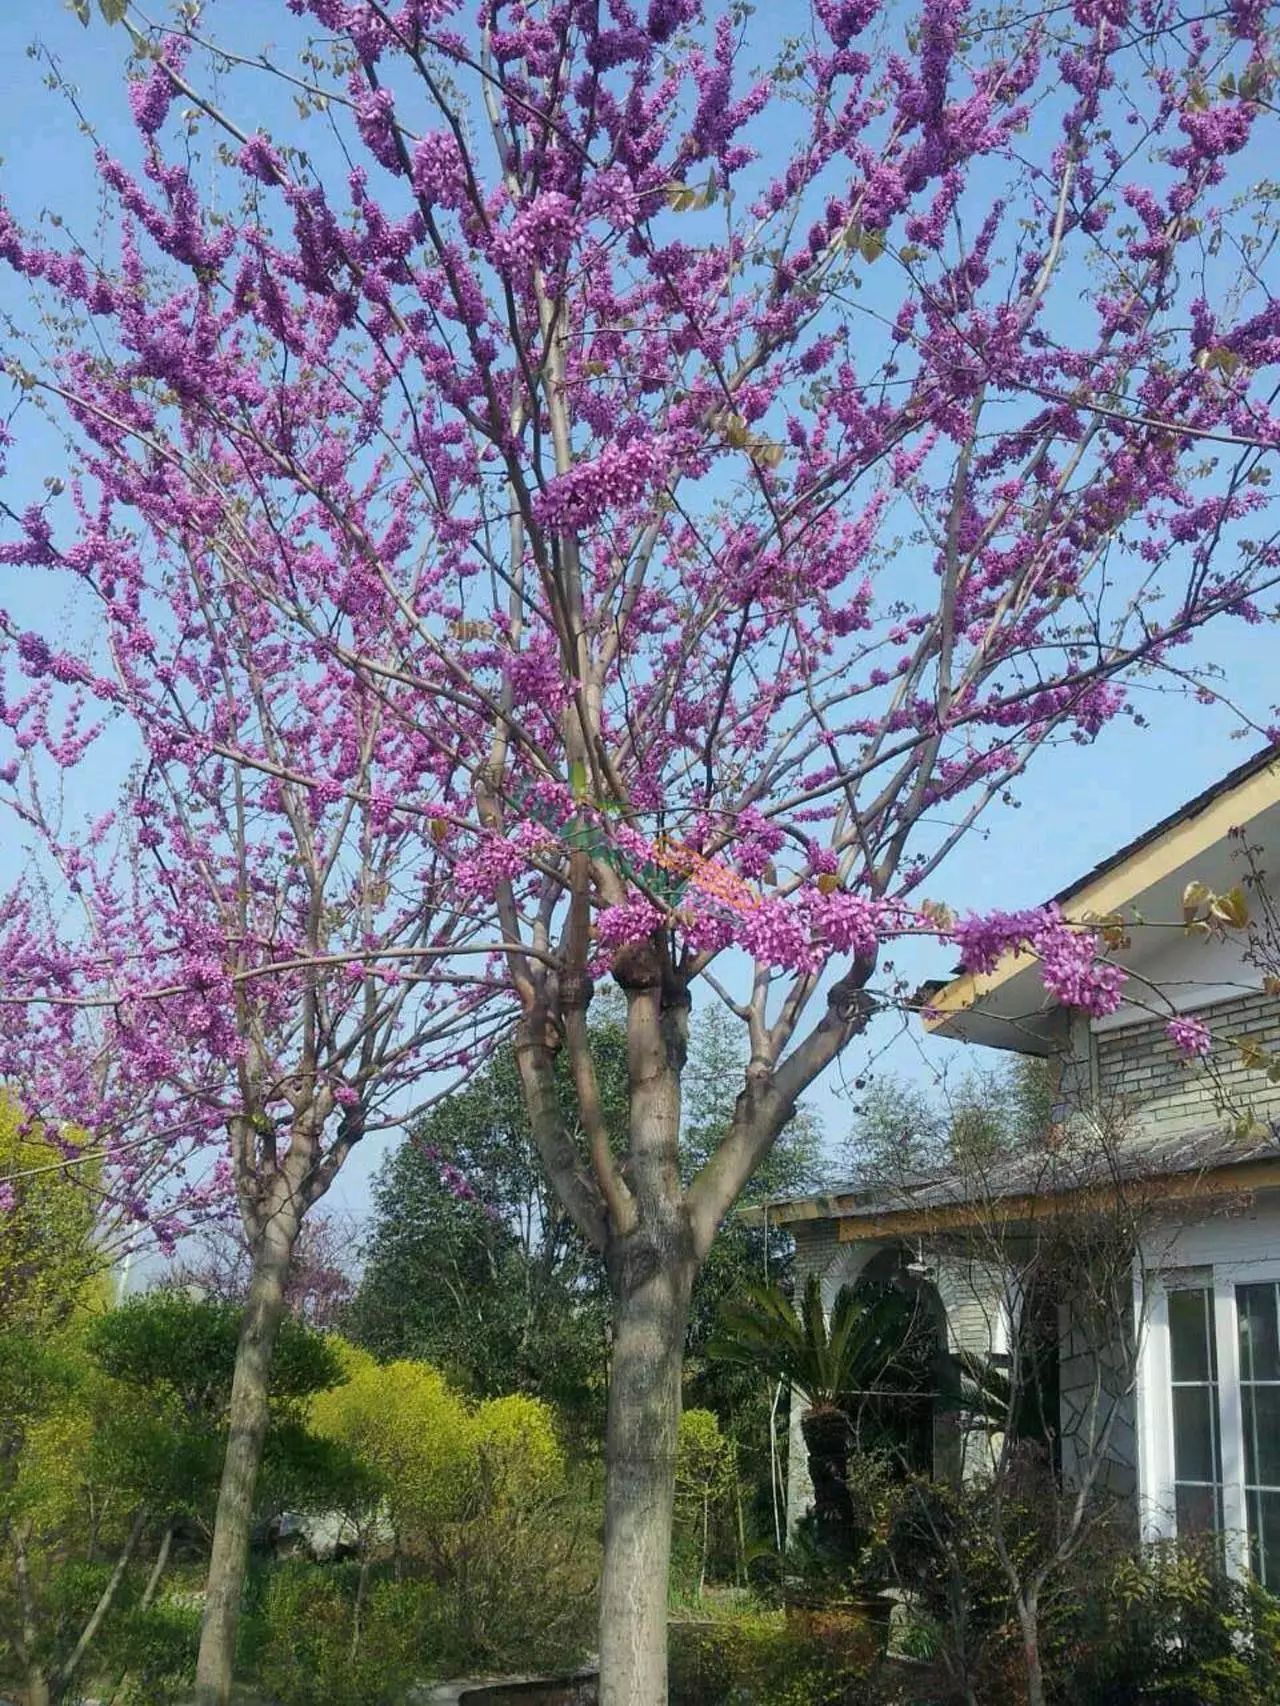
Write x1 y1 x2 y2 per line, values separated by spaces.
12 1524 51 1706
141 1518 174 1612
23 1669 51 1706
801 1404 859 1560
56 1505 148 1696
597 1258 692 1706
1017 1592 1045 1706
193 1207 298 1706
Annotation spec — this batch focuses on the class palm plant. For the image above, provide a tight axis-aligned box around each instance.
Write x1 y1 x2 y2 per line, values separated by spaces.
710 1274 925 1565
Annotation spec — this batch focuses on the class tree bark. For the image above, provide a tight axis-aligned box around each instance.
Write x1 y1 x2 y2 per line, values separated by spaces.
193 1204 299 1706
598 1256 692 1706
800 1405 859 1560
1017 1592 1045 1706
12 1525 51 1706
141 1517 174 1612
56 1505 147 1695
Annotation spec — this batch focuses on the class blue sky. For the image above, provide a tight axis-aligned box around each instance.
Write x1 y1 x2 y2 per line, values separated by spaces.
1 1 1277 1218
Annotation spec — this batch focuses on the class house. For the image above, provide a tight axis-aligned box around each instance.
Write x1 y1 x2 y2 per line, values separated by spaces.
763 746 1280 1586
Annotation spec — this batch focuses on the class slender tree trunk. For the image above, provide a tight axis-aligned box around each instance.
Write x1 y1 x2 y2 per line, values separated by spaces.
12 1525 51 1706
1017 1592 1045 1706
598 1257 692 1706
193 1206 298 1706
56 1506 148 1695
732 1440 747 1588
141 1518 175 1612
350 1554 372 1662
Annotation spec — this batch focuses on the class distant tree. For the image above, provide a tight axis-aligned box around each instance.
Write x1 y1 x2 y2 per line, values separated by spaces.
711 1274 930 1570
86 1291 362 1542
841 1058 1056 1180
680 1013 823 1557
345 1026 622 1443
0 1099 102 1337
1 1290 359 1706
0 1106 110 1706
672 1408 734 1599
167 1213 358 1332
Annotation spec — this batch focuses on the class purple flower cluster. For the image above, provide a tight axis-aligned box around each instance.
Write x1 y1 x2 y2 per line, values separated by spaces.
534 437 667 531
955 908 1126 1018
595 898 665 952
1166 1014 1213 1060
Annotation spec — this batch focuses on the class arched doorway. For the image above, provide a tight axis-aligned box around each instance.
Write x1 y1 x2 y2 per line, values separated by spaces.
842 1243 949 1479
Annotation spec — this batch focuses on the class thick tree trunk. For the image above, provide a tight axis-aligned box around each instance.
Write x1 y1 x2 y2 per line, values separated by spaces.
193 1207 298 1706
598 1259 692 1706
800 1405 859 1560
23 1669 51 1706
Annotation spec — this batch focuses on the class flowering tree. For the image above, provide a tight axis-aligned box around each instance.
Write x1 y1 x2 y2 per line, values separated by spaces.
3 1 1280 1700
0 559 483 1697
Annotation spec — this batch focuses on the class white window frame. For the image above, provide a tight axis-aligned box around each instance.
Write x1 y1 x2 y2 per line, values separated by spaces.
1138 1254 1274 1579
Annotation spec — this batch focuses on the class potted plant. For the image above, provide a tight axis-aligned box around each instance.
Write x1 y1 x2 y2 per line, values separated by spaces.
709 1274 924 1643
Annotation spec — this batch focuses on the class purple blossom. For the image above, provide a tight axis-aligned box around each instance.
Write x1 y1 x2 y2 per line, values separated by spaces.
1166 1014 1213 1060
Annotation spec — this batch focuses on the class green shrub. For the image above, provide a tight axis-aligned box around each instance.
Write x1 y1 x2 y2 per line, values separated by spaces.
1061 1540 1280 1706
252 1560 436 1706
423 1482 597 1675
669 1610 874 1706
99 1596 202 1706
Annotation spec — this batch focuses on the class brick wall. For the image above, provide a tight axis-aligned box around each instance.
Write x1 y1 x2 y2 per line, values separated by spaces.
1096 990 1280 1136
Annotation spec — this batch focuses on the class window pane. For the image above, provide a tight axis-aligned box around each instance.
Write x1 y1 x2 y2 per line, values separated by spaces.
1170 1288 1214 1383
1176 1482 1222 1538
1243 1383 1280 1488
1239 1284 1280 1383
1253 1489 1280 1589
1173 1386 1218 1484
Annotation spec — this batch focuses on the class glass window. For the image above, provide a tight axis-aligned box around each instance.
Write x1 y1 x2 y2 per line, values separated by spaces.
1168 1285 1222 1538
1238 1283 1280 1586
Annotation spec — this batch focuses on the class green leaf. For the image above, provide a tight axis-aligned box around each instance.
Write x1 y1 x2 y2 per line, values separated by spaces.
1240 62 1269 102
67 0 90 22
98 0 129 21
568 757 588 802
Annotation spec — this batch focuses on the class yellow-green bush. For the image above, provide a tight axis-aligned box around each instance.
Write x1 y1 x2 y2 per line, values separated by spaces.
253 1561 435 1706
304 1344 593 1679
472 1389 565 1501
309 1343 566 1548
669 1610 875 1706
310 1346 478 1540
